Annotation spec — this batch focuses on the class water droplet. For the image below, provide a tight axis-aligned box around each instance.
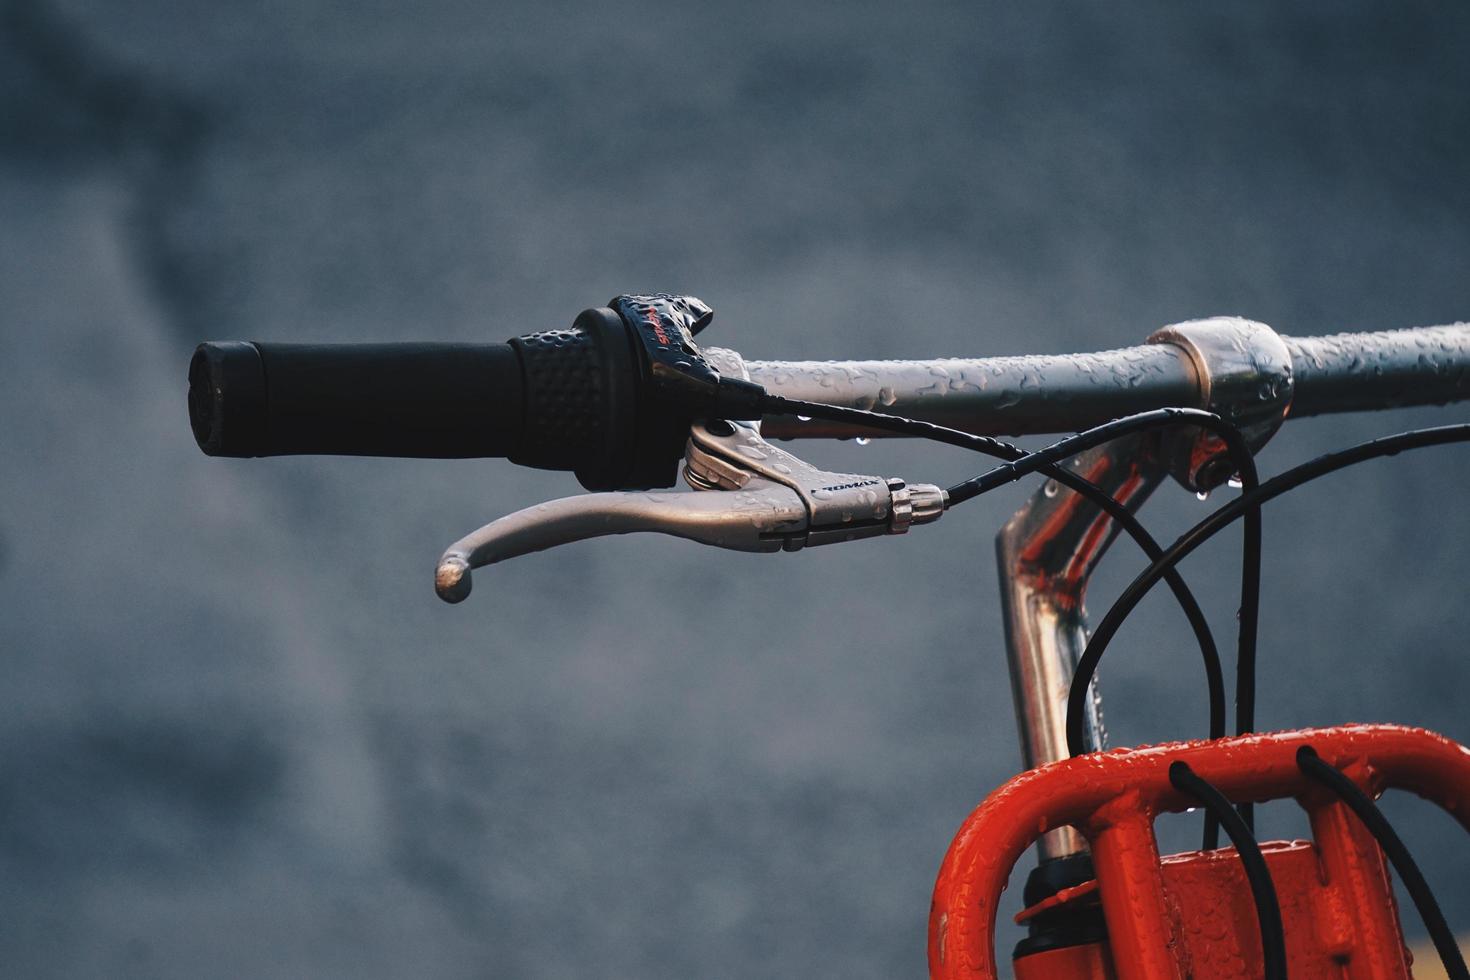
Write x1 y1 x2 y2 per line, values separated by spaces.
1042 480 1060 498
812 489 834 500
772 463 791 474
1227 475 1243 489
796 414 812 422
1196 491 1210 502
855 437 871 446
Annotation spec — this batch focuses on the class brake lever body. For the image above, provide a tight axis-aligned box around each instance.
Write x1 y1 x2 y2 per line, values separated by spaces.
435 420 945 603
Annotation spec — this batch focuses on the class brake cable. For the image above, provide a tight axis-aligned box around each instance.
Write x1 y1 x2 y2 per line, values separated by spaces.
761 395 1230 745
948 407 1264 833
1169 760 1287 980
1066 422 1470 760
1053 423 1470 970
942 408 1255 504
763 394 1260 847
664 407 1469 974
1296 746 1470 980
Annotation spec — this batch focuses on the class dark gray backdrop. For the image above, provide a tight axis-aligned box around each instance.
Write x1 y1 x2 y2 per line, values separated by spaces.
4 1 1470 976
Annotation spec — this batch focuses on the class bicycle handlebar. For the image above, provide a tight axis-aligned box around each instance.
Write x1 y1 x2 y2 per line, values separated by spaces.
752 324 1470 439
1285 327 1470 417
750 345 1199 439
189 298 1470 489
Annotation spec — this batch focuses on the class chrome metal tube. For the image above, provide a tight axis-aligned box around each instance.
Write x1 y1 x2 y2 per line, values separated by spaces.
750 345 1198 439
745 322 1470 440
1286 324 1470 418
995 434 1166 860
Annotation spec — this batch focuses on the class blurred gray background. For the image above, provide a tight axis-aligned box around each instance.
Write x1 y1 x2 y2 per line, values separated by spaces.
4 1 1470 976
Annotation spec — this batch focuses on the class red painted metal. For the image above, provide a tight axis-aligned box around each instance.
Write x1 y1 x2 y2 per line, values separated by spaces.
1013 941 1115 980
1088 797 1177 978
1014 879 1099 923
1163 840 1400 978
1015 454 1151 609
1013 843 1371 977
1011 838 1411 977
928 724 1470 979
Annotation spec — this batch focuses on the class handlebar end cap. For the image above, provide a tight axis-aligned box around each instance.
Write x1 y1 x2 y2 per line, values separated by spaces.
435 555 472 604
189 341 268 457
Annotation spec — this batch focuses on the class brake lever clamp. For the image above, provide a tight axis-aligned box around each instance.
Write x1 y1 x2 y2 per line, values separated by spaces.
683 420 945 544
434 420 945 603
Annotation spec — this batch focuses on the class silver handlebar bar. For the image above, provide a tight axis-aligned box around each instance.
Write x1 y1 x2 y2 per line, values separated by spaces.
749 322 1470 440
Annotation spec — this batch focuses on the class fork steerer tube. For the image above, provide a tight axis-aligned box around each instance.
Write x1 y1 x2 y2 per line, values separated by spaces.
752 322 1470 439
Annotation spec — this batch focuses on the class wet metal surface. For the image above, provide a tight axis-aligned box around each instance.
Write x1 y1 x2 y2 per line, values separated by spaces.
6 2 1470 976
753 345 1199 438
434 420 945 601
995 436 1165 860
1288 325 1470 417
755 322 1470 442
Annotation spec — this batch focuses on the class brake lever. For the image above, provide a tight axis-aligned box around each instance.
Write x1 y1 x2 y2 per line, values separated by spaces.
435 420 946 603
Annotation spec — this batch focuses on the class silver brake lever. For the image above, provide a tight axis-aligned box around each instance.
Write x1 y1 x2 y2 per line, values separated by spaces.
435 420 946 603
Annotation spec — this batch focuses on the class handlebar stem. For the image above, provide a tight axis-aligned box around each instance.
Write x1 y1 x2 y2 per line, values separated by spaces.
998 318 1294 861
997 433 1164 860
1146 317 1293 491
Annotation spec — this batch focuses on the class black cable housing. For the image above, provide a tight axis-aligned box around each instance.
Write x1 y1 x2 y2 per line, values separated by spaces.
949 407 1265 837
945 407 1256 505
1168 761 1286 979
761 395 1230 784
1065 423 1470 759
1297 746 1470 980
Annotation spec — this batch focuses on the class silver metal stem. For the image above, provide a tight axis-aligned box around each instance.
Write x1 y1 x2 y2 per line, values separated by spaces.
995 435 1166 860
988 317 1299 862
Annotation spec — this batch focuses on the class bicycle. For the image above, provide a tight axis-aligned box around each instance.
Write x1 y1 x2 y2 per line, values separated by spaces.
189 294 1470 978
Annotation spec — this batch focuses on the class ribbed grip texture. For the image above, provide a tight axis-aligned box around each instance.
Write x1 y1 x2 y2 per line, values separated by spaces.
510 326 606 469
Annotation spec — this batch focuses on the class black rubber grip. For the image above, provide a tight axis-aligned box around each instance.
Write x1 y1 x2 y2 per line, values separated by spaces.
189 341 525 459
189 305 712 490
